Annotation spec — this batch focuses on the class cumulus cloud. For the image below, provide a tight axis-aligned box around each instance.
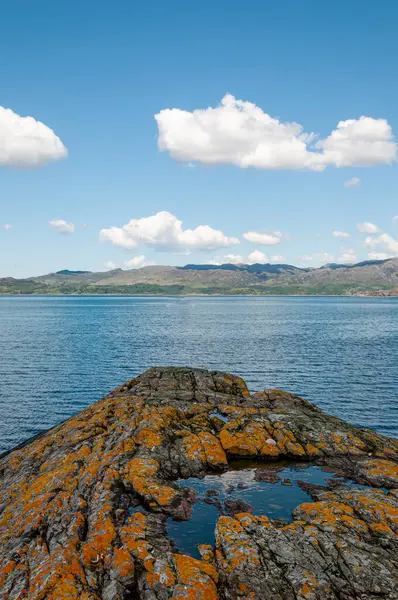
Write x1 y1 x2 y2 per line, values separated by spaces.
368 252 392 260
362 233 398 256
271 255 286 263
125 255 155 268
297 255 313 262
104 261 116 270
48 219 75 233
155 94 397 171
100 211 239 253
362 236 380 248
378 233 398 254
316 252 335 263
0 106 67 167
209 251 289 265
317 253 335 263
315 117 396 167
297 253 335 265
344 177 360 187
222 254 245 264
247 250 268 263
3 224 12 230
357 222 381 234
332 231 350 238
100 227 137 249
243 231 283 245
208 254 245 265
209 250 272 265
338 248 357 263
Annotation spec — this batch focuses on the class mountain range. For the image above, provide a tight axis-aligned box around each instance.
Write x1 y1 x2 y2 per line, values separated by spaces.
1 258 398 296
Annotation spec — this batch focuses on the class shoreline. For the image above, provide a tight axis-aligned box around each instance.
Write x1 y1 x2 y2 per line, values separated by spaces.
1 292 397 298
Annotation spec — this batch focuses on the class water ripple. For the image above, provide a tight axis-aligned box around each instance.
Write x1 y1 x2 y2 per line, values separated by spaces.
0 296 397 453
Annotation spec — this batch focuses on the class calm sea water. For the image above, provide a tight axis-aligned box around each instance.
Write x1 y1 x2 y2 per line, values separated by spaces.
0 296 397 454
166 463 367 558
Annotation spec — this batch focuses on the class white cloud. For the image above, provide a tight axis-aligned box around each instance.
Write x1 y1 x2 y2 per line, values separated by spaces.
378 233 398 254
297 253 335 265
155 94 397 171
338 248 357 263
104 261 116 270
243 231 282 245
344 177 360 187
297 255 313 262
316 252 335 263
125 255 155 268
0 106 67 167
315 117 396 167
48 219 75 233
100 226 137 249
209 251 271 265
357 222 381 234
247 250 268 264
100 211 239 252
208 254 244 265
209 251 287 265
368 252 392 260
393 215 398 222
362 236 380 248
362 233 398 256
271 255 286 263
221 254 245 264
3 224 12 230
332 230 350 238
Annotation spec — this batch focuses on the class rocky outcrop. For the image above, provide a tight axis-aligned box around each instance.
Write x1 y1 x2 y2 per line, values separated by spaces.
0 367 397 599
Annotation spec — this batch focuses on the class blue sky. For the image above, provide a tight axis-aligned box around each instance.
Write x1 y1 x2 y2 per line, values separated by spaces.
0 0 397 277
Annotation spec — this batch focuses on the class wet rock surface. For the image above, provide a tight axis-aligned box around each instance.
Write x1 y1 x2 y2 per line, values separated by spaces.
0 366 397 599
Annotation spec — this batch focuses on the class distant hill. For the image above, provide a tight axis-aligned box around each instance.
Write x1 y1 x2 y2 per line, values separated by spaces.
181 263 308 274
1 258 398 296
55 269 91 276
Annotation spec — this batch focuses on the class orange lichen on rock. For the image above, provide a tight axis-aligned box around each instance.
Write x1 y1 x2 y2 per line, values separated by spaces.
296 501 369 535
120 512 150 559
152 558 177 587
199 431 227 466
330 490 398 535
215 516 261 572
46 573 99 600
235 512 270 530
172 554 219 600
82 514 117 567
183 433 207 463
134 406 179 448
1 366 398 600
305 443 322 456
219 420 280 457
299 571 320 597
123 457 178 506
361 458 398 486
